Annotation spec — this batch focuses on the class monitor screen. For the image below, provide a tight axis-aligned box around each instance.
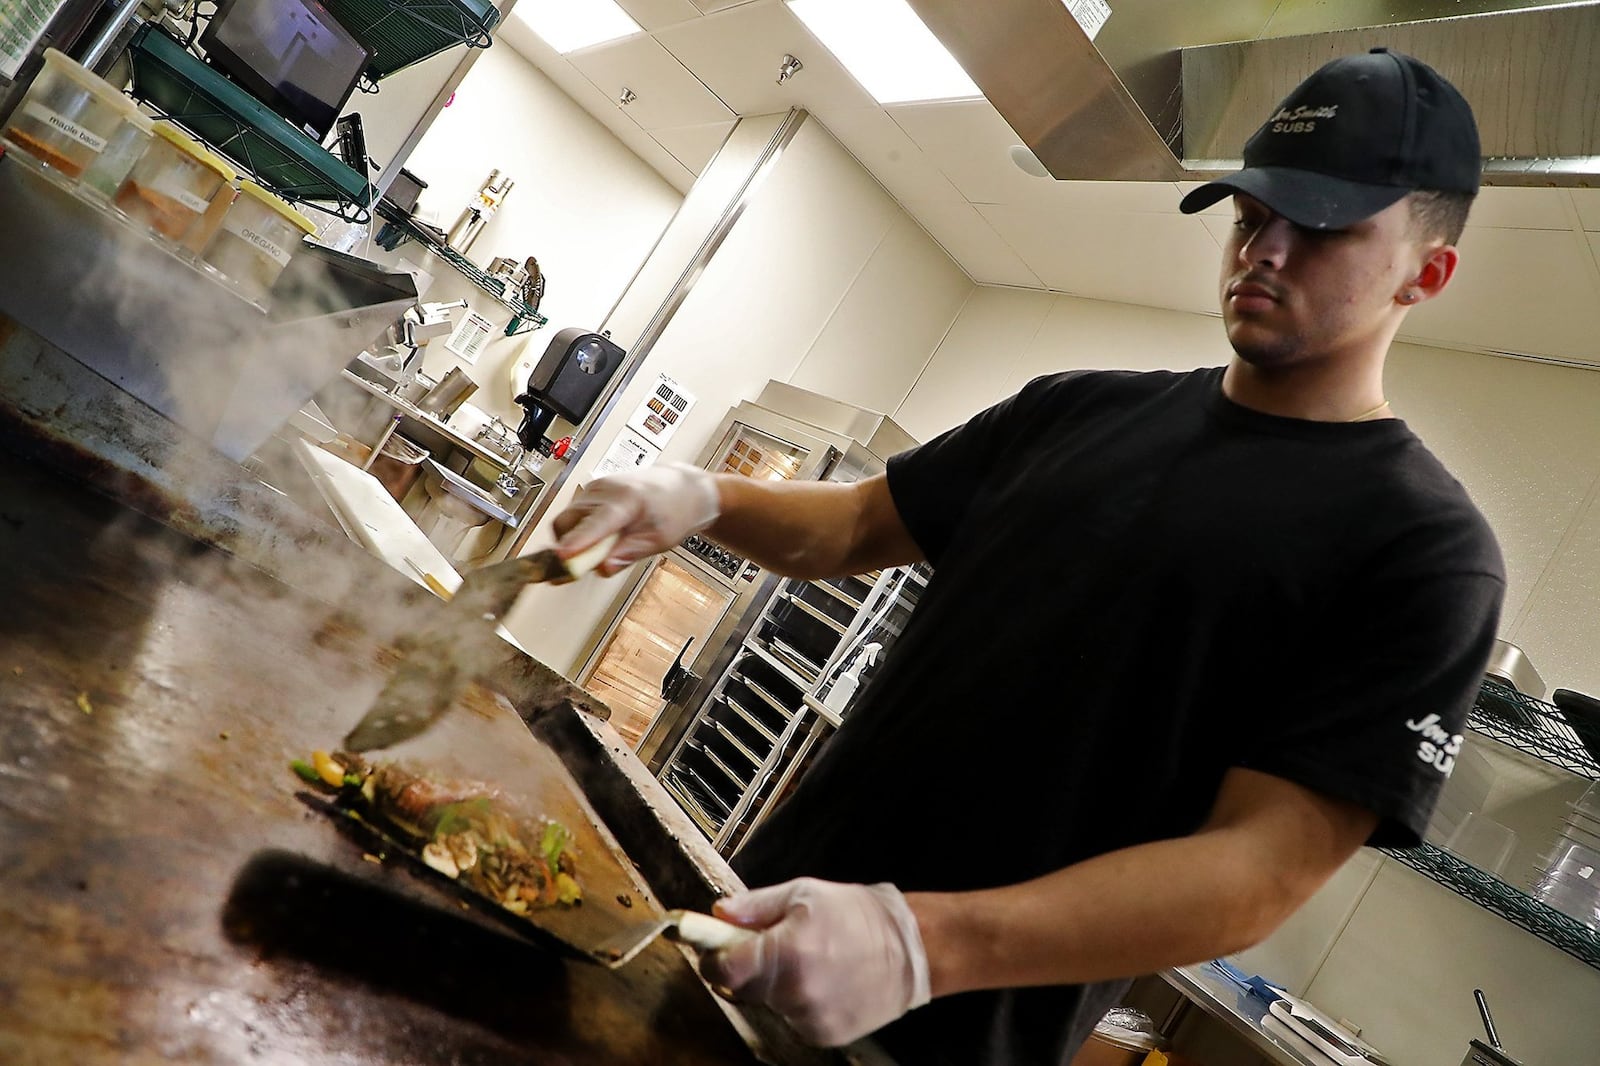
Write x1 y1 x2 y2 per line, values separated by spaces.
200 0 372 142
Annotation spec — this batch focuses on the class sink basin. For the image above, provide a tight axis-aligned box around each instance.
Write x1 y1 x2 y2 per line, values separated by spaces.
463 456 535 496
426 460 542 527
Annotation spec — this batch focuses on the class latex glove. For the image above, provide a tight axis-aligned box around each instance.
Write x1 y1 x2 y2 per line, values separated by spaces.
552 462 720 576
701 877 931 1047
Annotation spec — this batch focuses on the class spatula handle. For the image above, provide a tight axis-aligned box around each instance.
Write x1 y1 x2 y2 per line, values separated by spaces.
670 910 756 952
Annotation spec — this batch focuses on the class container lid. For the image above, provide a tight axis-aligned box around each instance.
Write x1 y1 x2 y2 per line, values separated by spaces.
39 48 129 107
1092 1008 1166 1052
1090 1027 1163 1052
237 179 318 235
119 106 156 130
150 123 237 183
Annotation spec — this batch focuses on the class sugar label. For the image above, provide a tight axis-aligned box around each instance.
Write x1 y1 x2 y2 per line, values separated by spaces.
154 179 212 215
21 102 108 152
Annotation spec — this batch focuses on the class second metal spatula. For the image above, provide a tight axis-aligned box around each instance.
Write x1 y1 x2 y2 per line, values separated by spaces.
344 534 618 752
592 909 755 969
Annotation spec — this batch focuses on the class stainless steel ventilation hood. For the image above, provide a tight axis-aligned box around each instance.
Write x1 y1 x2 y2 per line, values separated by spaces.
907 0 1600 187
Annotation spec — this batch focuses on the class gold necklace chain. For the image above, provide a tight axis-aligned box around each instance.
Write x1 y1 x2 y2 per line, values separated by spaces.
1346 399 1392 422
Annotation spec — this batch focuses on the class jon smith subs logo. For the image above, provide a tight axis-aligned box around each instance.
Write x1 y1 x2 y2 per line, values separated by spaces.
1270 104 1339 135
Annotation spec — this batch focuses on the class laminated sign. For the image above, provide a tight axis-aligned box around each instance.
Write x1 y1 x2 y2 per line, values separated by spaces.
443 310 495 365
1065 0 1112 41
1 0 67 79
625 373 695 448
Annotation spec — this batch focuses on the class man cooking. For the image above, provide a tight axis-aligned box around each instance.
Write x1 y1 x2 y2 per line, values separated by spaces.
552 49 1504 1066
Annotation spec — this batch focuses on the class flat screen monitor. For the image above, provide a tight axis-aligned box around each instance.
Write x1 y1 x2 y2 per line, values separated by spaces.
199 0 372 143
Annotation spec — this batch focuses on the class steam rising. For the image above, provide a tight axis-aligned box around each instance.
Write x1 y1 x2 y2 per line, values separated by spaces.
0 183 510 743
61 188 408 463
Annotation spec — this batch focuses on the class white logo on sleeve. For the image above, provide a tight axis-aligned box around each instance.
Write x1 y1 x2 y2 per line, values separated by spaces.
1406 713 1462 775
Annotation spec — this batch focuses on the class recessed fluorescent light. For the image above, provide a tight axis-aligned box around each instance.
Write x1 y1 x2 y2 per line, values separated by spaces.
787 0 981 105
513 0 642 54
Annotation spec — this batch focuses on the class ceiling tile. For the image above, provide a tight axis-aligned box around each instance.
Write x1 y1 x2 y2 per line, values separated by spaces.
652 120 735 173
978 204 1223 314
498 22 697 192
567 34 734 130
690 0 754 10
1400 229 1600 362
817 107 1041 288
616 0 704 32
1574 190 1600 231
917 201 1047 289
1468 187 1577 231
654 0 876 116
887 100 1182 213
1198 213 1232 252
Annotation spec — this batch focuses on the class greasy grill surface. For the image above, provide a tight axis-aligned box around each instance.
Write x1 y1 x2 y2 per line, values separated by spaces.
0 452 762 1065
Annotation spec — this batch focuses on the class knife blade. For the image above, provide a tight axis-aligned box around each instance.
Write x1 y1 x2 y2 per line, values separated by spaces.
344 534 618 752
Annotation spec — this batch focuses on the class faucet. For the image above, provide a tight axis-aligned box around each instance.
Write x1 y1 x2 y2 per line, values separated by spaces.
495 469 523 497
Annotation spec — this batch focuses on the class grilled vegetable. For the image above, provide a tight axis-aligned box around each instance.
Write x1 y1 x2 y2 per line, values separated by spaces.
289 752 582 909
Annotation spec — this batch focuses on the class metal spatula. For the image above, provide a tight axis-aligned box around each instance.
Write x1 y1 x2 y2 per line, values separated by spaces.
300 790 750 970
591 909 755 969
344 534 618 752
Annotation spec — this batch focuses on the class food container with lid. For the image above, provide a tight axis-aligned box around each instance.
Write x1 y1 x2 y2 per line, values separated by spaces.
114 124 236 243
1069 1008 1167 1066
201 180 316 305
2 49 131 180
1532 840 1600 929
182 178 238 256
79 104 155 199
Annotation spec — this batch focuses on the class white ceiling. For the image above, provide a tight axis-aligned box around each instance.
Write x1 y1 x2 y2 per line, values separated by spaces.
495 0 1600 368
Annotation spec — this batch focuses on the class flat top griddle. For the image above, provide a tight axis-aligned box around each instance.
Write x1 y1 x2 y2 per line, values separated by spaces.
0 429 766 1065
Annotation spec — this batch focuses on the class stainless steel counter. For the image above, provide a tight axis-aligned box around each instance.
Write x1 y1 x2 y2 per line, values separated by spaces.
340 368 512 470
0 152 413 462
338 369 545 530
1160 965 1328 1066
0 321 859 1066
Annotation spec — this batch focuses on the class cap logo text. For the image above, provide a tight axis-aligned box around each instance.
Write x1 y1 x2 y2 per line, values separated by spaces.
1271 103 1338 134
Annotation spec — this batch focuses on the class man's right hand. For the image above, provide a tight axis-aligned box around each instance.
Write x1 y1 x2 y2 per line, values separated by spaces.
552 462 721 576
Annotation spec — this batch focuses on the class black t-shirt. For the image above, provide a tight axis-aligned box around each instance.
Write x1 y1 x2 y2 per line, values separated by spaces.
732 367 1505 1066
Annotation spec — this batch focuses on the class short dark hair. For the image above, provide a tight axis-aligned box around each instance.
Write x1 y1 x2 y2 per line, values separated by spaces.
1408 189 1475 245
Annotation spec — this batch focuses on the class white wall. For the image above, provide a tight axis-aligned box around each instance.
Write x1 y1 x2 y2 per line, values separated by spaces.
599 114 788 355
897 286 1600 1066
892 287 1229 443
382 42 684 425
335 47 465 185
499 115 973 675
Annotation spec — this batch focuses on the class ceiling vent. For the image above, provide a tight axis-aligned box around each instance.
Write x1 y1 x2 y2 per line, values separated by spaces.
908 0 1600 186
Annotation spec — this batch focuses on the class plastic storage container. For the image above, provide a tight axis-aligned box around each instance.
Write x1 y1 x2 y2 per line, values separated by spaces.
201 180 316 305
2 49 131 179
1068 1008 1166 1066
182 179 238 256
79 103 155 198
1533 840 1600 929
114 123 236 242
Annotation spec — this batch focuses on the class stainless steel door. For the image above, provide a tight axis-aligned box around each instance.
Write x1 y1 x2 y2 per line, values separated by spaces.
579 555 736 748
578 412 843 762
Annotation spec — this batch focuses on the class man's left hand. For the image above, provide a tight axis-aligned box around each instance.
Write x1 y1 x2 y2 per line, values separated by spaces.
701 877 931 1046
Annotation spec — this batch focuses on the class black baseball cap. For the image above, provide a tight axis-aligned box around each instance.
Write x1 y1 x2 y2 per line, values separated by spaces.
1179 48 1481 230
